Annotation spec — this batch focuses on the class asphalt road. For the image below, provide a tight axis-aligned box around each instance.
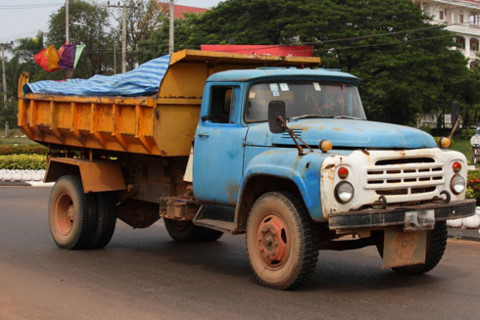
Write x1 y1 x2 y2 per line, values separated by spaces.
1 187 480 320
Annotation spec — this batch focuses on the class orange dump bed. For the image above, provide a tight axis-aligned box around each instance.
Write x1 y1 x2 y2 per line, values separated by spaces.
17 49 321 157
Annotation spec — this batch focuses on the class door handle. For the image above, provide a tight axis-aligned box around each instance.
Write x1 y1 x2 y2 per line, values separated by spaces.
198 133 210 138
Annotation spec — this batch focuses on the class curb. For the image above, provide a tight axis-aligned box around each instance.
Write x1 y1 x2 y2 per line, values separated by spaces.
0 180 54 187
0 169 53 187
448 227 480 242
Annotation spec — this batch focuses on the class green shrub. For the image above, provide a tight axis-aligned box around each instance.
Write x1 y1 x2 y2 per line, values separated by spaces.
0 144 47 155
467 170 480 205
0 154 46 170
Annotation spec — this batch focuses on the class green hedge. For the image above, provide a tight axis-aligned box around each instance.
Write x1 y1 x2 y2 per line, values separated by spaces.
0 154 46 170
0 144 47 155
467 170 480 205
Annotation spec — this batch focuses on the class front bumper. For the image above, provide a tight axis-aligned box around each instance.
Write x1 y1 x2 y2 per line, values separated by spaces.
328 199 476 231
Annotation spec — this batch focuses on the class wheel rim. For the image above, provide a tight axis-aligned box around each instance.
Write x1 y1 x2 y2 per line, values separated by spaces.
54 192 75 236
256 213 290 269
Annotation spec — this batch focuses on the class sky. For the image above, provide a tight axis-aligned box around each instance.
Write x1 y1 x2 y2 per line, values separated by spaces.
0 0 223 44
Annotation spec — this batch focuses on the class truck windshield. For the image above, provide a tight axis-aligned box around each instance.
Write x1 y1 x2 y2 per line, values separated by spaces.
245 81 366 122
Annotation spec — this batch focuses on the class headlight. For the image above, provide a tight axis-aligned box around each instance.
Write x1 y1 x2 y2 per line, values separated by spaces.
335 181 354 203
450 175 466 195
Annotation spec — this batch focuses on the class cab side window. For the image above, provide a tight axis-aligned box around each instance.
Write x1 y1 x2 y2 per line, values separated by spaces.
209 86 236 123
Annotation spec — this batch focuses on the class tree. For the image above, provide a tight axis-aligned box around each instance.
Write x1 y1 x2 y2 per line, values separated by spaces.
12 33 46 83
118 0 165 69
137 12 202 63
142 0 480 126
47 0 114 78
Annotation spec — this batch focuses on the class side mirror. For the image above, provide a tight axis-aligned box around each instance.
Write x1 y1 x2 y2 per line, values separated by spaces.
268 100 287 133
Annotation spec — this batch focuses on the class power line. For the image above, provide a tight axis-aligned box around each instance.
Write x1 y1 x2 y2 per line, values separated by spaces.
0 3 63 9
314 34 454 53
12 32 455 56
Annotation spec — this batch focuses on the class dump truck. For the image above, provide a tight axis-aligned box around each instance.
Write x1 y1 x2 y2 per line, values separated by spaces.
18 49 475 290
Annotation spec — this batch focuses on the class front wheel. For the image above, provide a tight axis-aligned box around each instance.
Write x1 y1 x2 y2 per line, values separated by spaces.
246 192 318 290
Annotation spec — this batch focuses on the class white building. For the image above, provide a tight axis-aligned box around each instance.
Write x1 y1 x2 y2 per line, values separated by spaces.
416 0 480 66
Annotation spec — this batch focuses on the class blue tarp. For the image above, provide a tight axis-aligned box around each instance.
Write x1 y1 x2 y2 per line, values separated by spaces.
24 54 171 97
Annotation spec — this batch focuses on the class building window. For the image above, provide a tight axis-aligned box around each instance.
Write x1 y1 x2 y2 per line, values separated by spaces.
471 38 479 51
456 37 466 49
471 13 479 25
460 13 464 23
439 10 444 20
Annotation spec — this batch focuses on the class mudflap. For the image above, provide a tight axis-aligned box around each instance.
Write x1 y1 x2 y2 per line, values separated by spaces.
382 228 427 269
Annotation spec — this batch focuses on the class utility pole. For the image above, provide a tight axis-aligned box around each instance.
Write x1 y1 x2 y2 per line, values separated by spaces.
122 4 126 73
0 42 12 104
66 0 69 43
108 1 136 73
114 41 117 74
169 0 175 54
1 42 12 137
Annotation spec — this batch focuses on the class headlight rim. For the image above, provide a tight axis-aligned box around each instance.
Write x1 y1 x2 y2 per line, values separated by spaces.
334 181 355 204
450 174 466 195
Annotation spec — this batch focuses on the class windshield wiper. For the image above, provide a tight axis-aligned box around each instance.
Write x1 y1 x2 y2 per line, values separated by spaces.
290 114 333 121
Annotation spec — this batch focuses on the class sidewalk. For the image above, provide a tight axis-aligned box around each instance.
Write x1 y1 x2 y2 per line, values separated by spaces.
448 227 480 241
0 169 53 187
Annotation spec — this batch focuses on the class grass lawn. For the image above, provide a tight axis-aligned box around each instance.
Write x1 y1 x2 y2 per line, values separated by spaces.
0 129 36 145
451 136 474 165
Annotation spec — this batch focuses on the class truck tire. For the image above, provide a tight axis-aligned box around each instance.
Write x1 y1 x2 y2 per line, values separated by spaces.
377 221 448 274
164 219 223 242
246 191 318 290
48 175 96 250
89 192 117 249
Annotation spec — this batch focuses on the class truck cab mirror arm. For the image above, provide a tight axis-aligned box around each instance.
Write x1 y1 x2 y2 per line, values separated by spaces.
268 101 313 156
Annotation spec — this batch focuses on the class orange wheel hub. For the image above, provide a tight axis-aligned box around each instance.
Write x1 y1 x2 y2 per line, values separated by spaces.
256 214 289 268
54 192 74 236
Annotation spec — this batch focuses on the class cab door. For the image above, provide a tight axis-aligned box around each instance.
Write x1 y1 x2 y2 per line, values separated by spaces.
193 84 247 206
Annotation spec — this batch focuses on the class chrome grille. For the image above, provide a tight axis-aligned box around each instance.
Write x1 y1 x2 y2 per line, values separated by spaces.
366 157 444 196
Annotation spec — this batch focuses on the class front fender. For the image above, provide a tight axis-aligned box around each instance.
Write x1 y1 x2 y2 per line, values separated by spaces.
240 148 325 221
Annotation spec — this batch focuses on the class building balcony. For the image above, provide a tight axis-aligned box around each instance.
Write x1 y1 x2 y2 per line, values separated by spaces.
447 23 480 36
430 0 480 10
457 48 480 59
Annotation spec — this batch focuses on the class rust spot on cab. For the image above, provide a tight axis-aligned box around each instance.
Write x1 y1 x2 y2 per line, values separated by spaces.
227 184 239 206
325 164 335 170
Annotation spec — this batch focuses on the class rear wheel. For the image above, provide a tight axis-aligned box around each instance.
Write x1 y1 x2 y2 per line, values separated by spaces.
246 191 318 290
164 219 223 242
89 192 117 249
48 175 96 250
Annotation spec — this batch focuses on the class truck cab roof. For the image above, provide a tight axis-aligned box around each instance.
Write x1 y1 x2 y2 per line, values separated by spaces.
206 67 360 84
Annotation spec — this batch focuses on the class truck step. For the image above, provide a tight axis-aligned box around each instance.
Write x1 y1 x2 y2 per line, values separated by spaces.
193 205 237 233
193 218 236 233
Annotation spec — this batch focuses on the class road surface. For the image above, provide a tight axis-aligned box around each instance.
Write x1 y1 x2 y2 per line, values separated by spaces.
1 186 479 320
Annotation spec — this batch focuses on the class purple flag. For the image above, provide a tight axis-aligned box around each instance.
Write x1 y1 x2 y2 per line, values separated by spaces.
59 44 76 69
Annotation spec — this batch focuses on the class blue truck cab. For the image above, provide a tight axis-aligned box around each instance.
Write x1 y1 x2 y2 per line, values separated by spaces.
191 67 475 289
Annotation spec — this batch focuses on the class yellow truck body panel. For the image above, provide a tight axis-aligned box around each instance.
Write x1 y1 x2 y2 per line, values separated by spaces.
17 49 321 157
